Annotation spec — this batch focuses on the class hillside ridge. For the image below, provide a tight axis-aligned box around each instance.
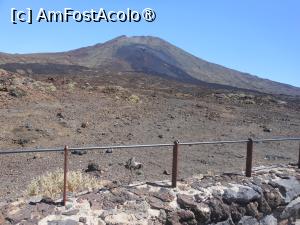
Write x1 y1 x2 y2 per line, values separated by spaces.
0 35 299 96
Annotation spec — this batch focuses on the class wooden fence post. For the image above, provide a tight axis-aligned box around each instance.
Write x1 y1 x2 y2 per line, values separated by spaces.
172 140 179 188
246 138 253 177
63 145 69 206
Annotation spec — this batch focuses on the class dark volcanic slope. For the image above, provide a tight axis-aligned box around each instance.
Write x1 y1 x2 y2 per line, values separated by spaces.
0 35 299 95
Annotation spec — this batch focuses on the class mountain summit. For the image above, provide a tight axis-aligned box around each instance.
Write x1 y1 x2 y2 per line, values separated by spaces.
0 35 299 95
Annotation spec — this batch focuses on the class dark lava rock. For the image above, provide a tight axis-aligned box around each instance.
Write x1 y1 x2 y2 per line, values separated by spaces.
71 150 87 156
79 217 87 223
230 203 246 223
151 188 174 202
129 187 151 198
177 194 211 223
24 123 33 130
262 184 284 209
178 209 197 225
147 196 173 212
76 128 82 133
81 122 88 128
163 170 171 175
177 194 196 209
29 196 43 205
166 210 197 225
166 211 181 225
177 209 195 221
193 202 211 224
15 138 30 147
85 163 100 172
105 149 113 154
56 112 64 119
245 202 259 218
125 157 143 170
82 188 140 211
208 198 230 223
78 192 113 211
257 197 271 215
110 188 141 202
263 127 272 133
40 197 56 205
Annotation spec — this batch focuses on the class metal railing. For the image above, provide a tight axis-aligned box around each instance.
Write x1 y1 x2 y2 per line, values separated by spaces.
0 137 300 205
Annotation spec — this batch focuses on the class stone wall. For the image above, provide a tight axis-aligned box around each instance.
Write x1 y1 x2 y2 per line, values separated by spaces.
1 165 300 225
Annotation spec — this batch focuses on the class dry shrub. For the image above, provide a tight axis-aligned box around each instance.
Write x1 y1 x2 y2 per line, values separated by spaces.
127 94 140 103
45 84 57 92
33 81 57 92
27 169 103 198
67 82 77 92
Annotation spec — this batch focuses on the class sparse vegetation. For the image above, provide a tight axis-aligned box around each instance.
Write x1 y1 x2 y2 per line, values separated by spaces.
33 81 57 92
27 169 103 198
9 87 27 97
45 84 57 92
127 94 140 103
67 81 77 92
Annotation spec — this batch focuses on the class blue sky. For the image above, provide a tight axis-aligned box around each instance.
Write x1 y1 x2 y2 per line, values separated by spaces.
0 0 299 87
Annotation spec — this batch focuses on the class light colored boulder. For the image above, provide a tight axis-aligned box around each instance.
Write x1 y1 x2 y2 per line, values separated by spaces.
223 184 261 204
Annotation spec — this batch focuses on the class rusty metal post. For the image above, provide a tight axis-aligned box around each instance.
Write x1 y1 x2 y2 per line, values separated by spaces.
63 145 69 206
246 138 253 177
172 140 179 188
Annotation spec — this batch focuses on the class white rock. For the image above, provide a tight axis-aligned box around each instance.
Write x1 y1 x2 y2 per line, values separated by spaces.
280 196 300 219
104 212 139 225
223 184 261 204
270 176 300 203
238 216 259 225
259 215 277 225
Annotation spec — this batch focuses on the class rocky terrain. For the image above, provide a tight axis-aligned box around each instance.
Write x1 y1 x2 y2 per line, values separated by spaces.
1 165 300 224
0 68 299 205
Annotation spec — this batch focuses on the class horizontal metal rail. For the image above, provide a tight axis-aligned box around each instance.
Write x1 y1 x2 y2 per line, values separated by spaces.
0 148 64 154
180 140 249 145
254 137 300 143
70 143 174 151
0 137 299 155
0 144 174 155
